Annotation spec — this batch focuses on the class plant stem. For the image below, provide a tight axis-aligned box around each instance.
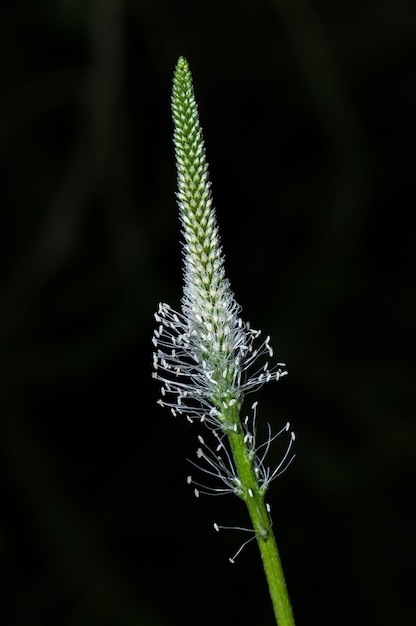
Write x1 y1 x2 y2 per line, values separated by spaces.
226 407 295 626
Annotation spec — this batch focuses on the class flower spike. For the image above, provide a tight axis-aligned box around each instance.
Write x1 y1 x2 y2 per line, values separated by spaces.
152 57 296 626
153 56 287 432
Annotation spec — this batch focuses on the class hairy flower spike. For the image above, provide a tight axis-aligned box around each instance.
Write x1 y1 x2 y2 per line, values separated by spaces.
153 57 287 431
153 57 296 626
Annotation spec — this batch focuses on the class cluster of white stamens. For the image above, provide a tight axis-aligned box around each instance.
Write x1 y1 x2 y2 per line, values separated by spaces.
186 406 295 500
152 303 287 429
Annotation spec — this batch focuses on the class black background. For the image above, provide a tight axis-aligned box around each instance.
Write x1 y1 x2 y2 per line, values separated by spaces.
1 1 415 625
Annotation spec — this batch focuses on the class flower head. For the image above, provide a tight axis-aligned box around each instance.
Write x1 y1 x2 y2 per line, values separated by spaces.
152 59 296 623
152 57 287 431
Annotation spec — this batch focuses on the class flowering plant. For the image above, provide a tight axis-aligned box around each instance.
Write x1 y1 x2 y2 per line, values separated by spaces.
153 56 296 626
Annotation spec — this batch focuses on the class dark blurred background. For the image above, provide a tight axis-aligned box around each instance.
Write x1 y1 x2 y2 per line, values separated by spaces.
1 1 415 625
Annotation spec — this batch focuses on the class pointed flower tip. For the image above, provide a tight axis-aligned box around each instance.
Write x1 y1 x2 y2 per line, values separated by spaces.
176 56 188 71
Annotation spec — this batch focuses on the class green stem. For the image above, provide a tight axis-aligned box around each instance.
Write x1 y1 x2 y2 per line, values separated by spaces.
225 407 295 626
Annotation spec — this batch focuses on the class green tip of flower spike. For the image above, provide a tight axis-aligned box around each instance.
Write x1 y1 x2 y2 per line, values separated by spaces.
173 56 190 93
176 55 188 70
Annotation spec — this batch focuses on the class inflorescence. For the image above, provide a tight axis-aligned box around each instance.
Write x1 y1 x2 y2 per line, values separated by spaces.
152 57 294 543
